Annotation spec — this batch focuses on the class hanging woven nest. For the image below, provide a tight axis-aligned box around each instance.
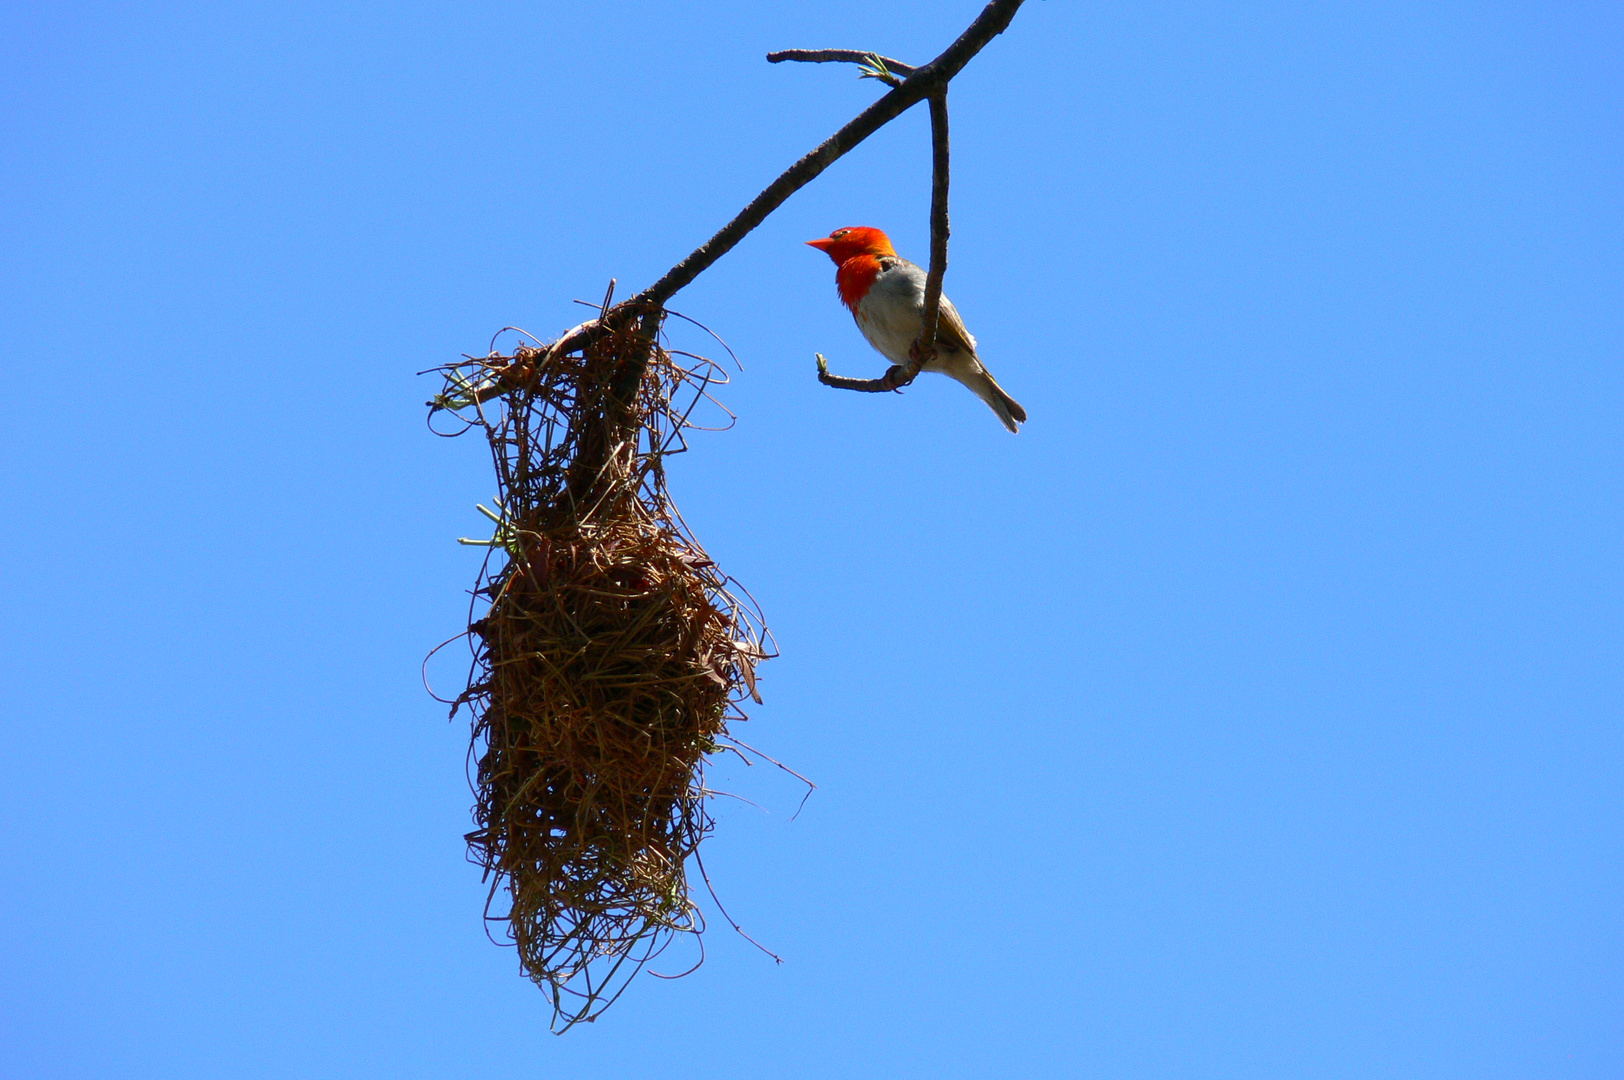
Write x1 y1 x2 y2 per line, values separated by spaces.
428 305 771 1030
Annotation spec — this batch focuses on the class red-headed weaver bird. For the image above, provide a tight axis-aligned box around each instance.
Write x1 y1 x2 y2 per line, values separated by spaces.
806 226 1026 433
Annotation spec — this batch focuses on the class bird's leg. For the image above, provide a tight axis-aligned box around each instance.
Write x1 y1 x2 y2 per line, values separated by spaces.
895 339 934 387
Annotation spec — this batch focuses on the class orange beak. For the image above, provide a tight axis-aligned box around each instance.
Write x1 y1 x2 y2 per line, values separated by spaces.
805 237 834 252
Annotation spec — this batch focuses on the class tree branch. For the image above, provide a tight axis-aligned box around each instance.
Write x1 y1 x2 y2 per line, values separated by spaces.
767 49 916 85
629 0 1024 313
912 89 951 376
432 0 1026 416
815 354 905 394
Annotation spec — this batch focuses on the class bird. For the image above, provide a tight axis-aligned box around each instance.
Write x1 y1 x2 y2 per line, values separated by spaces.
806 226 1026 433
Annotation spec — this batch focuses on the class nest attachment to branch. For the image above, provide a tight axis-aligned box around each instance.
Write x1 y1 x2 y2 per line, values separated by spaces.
428 306 772 1031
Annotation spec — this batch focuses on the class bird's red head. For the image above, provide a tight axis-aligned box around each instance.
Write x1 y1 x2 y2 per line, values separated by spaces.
805 226 896 264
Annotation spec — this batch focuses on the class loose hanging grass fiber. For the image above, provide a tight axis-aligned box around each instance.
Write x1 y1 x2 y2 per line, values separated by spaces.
428 307 772 1031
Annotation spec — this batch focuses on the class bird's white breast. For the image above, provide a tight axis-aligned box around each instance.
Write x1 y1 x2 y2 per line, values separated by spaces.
853 259 976 368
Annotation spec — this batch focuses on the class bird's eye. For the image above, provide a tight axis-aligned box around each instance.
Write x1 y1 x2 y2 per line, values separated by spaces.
832 229 847 238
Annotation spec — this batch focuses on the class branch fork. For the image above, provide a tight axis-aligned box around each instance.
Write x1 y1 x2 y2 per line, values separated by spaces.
428 1 1024 416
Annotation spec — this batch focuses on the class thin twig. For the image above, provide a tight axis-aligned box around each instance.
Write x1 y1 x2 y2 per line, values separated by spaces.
766 49 917 77
913 88 952 371
721 733 818 821
648 934 706 981
768 50 912 87
693 847 784 965
815 353 903 394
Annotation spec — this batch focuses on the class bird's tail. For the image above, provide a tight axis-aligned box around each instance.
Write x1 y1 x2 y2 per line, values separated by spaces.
964 367 1027 434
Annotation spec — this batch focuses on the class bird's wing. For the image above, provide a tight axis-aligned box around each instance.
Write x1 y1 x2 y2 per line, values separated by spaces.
933 295 979 356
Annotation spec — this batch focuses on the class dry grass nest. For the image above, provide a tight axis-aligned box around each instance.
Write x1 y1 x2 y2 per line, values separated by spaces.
426 306 777 1031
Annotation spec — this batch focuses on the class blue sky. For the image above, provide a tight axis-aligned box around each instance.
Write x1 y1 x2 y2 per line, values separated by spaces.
1 1 1620 1076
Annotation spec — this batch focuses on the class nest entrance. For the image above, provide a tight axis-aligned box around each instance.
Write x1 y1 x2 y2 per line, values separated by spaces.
430 307 772 1030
